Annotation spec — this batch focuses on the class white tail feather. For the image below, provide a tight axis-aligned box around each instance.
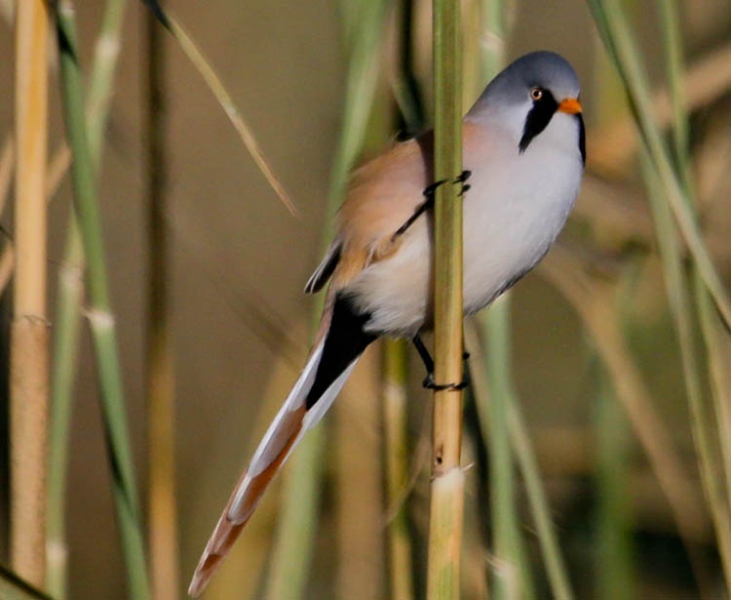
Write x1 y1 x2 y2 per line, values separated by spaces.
245 343 324 480
228 340 361 522
189 330 366 598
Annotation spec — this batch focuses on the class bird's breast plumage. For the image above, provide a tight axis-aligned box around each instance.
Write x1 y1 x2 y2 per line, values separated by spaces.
462 115 582 315
342 114 582 337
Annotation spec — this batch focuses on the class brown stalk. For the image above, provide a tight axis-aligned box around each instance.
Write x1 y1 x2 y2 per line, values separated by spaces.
145 11 180 600
11 0 50 588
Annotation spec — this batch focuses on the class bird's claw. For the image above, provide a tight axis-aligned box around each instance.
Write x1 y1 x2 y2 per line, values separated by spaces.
455 170 472 196
422 170 472 200
422 373 469 392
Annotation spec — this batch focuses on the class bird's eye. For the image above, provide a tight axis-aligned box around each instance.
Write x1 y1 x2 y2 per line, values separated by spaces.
530 87 543 101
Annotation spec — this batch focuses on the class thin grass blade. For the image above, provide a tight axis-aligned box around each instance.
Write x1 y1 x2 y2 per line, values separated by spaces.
54 3 150 597
140 0 295 215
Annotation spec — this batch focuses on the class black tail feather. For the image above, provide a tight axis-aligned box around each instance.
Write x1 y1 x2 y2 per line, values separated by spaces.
306 294 376 409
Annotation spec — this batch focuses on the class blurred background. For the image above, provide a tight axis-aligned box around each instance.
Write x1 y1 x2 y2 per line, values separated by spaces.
2 0 731 598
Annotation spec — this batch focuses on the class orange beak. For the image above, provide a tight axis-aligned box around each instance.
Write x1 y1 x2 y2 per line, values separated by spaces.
558 97 582 115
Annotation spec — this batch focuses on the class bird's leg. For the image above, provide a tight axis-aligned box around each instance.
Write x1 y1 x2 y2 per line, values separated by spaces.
391 170 472 242
412 334 470 391
412 334 435 383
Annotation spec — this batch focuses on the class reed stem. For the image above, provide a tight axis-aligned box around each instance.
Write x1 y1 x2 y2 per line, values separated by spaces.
427 1 465 598
47 0 129 594
11 0 49 588
145 11 180 600
46 220 82 599
54 3 150 597
482 299 534 599
594 363 634 600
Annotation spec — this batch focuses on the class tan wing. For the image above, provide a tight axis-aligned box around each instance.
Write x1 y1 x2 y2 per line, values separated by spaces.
332 135 433 287
306 121 490 296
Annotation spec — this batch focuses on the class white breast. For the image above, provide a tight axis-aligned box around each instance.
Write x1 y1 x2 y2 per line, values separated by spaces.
462 114 582 315
347 113 583 337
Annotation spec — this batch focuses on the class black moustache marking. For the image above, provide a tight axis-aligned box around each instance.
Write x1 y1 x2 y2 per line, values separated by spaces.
577 112 586 165
519 90 586 165
519 89 559 154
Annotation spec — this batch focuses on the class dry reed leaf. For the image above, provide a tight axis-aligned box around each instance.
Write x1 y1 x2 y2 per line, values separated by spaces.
164 13 296 216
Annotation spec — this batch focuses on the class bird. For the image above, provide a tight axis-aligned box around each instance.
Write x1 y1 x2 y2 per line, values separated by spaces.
188 50 585 597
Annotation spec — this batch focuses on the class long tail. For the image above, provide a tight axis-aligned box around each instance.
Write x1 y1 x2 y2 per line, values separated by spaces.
188 295 375 597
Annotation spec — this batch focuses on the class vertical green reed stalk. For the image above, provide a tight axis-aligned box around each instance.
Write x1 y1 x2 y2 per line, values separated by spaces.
47 0 128 595
54 3 149 598
264 1 389 596
481 300 533 599
505 392 573 598
592 46 634 600
427 1 465 598
46 222 82 600
475 30 513 598
473 2 574 596
12 0 49 588
465 320 574 600
669 4 731 514
474 3 535 598
594 362 634 600
145 12 180 600
657 8 731 579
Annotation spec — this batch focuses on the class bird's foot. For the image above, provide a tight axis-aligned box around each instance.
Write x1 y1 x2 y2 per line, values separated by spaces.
392 171 472 241
422 178 448 201
414 334 471 391
422 170 471 201
422 372 469 391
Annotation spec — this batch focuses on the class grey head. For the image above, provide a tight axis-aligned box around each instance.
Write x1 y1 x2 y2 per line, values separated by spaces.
467 51 585 163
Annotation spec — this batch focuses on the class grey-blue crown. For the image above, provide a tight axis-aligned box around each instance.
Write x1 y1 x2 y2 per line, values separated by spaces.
480 51 580 106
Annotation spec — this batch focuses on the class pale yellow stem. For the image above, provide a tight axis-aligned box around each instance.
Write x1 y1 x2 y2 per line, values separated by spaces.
11 0 50 588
